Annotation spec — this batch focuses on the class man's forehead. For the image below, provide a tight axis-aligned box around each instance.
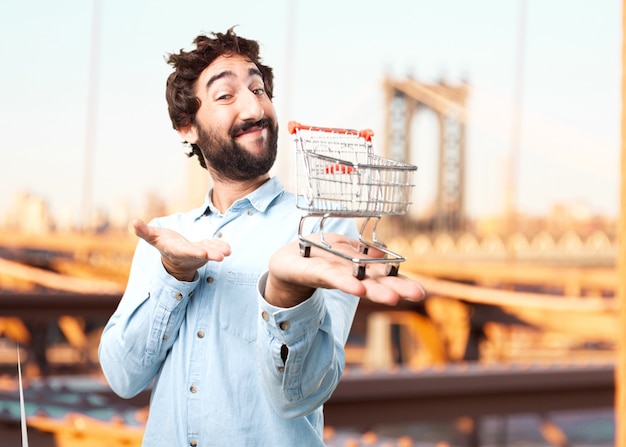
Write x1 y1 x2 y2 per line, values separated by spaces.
201 54 261 82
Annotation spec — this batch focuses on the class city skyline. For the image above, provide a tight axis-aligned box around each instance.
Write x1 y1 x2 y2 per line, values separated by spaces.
0 0 621 226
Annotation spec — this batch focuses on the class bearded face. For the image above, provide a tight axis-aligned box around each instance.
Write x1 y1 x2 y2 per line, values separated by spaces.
194 117 278 182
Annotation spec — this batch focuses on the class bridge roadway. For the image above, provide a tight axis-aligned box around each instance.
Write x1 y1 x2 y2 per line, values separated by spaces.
0 361 614 431
327 361 614 429
0 292 616 429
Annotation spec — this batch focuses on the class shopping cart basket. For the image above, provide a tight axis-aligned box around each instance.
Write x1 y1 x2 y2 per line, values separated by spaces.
289 121 418 280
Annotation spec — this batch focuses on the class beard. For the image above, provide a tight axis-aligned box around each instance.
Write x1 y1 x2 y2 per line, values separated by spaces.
194 117 278 182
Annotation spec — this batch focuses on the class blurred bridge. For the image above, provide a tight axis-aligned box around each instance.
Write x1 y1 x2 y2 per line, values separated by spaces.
382 76 469 233
0 227 619 446
0 227 617 372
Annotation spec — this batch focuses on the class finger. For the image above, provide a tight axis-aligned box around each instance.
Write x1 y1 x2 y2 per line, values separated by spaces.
317 263 367 296
196 239 232 260
132 218 151 241
357 278 401 304
306 259 422 305
364 274 427 303
132 219 167 248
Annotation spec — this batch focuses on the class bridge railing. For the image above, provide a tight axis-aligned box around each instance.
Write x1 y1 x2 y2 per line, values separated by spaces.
388 229 616 264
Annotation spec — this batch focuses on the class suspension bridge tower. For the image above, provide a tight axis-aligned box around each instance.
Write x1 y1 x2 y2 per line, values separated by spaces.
383 76 469 233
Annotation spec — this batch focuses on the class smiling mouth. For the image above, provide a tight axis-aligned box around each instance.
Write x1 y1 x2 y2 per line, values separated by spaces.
232 119 270 138
235 126 264 138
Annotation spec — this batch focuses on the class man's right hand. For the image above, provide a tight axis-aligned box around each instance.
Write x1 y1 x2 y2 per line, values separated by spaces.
132 219 232 282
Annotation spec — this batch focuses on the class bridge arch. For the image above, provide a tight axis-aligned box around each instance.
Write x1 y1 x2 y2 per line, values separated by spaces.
383 76 469 232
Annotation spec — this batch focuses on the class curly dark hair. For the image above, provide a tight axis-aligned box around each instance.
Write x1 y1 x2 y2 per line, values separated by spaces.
165 27 275 168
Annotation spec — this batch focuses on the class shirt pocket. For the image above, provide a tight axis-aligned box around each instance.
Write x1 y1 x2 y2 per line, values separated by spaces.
217 270 262 343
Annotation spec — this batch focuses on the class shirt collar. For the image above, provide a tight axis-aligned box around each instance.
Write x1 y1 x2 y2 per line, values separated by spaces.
193 176 285 220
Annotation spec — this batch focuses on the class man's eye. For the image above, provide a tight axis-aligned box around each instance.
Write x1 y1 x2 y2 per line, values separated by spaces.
217 94 233 101
252 88 266 96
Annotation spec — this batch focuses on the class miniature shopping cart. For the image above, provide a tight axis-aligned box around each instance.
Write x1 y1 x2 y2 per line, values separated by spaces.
289 121 417 280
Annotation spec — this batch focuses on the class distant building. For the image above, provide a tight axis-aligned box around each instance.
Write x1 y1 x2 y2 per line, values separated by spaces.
5 191 53 234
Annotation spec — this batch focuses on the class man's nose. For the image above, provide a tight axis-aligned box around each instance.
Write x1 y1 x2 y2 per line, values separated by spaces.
238 89 265 121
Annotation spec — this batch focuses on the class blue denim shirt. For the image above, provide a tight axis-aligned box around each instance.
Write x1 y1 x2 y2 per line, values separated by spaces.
98 177 360 446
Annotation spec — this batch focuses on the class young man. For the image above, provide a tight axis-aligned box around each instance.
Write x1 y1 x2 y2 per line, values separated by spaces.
98 28 425 446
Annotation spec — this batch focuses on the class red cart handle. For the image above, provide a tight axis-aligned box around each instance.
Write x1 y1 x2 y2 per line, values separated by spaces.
288 121 374 142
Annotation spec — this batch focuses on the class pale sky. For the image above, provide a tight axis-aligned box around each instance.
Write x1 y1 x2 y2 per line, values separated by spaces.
0 0 621 225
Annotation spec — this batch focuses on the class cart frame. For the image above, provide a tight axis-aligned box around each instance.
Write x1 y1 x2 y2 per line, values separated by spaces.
289 121 417 279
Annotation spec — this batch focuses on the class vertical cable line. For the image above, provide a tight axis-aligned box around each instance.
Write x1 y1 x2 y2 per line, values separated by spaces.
18 345 29 447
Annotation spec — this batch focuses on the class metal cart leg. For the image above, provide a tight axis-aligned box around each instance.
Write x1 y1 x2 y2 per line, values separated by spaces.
300 241 311 258
353 263 366 280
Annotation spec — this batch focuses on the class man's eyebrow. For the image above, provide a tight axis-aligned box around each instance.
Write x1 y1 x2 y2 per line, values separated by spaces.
206 70 234 90
249 67 263 79
205 67 264 90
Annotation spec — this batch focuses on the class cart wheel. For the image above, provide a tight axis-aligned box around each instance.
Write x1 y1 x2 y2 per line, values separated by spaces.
353 264 366 280
385 264 399 277
299 242 311 258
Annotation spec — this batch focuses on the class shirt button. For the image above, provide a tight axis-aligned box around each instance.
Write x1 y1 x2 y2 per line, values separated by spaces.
190 385 197 393
197 330 205 338
188 291 194 298
162 334 168 340
277 366 285 372
261 311 269 321
215 231 223 238
175 293 183 300
190 439 198 446
247 210 253 216
279 321 290 331
206 276 214 284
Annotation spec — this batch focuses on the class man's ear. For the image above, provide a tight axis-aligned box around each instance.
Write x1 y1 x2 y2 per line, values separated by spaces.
177 124 199 144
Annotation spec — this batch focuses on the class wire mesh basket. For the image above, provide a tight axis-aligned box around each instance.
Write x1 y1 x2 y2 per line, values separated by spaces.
290 122 416 216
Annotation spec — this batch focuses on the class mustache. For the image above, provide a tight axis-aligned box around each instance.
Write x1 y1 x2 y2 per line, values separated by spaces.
230 118 273 137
